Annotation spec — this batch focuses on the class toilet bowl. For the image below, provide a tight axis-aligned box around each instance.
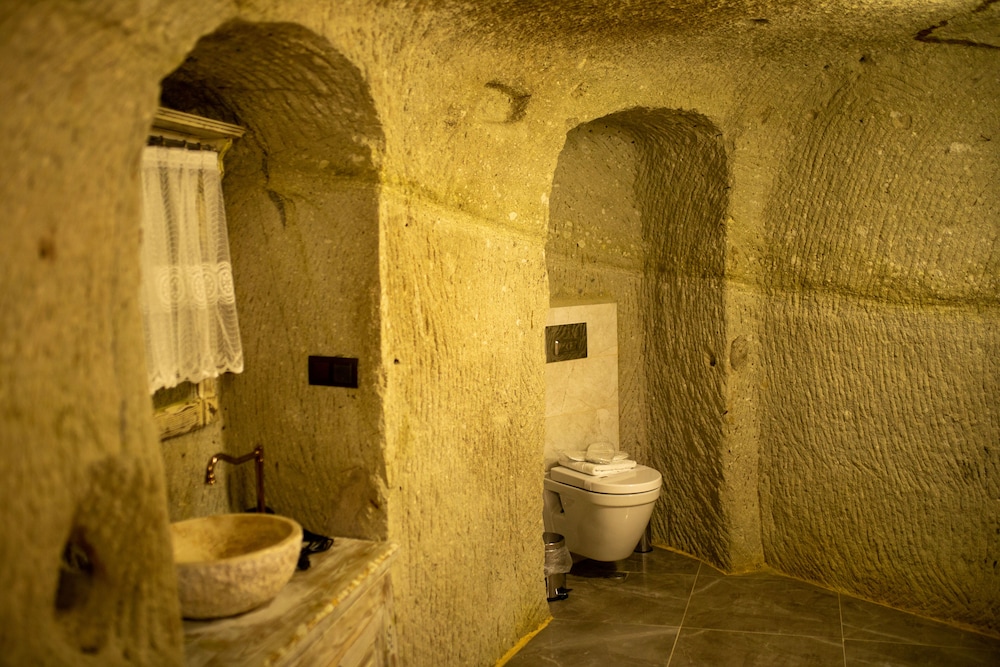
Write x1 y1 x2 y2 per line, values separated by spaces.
542 464 661 562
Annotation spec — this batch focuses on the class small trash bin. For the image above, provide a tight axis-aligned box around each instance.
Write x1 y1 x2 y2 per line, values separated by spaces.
543 532 572 601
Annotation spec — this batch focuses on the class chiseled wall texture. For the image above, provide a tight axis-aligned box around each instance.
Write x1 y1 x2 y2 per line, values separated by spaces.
161 419 231 522
546 111 762 571
0 1 551 664
540 10 997 634
159 20 389 541
0 2 234 663
548 125 648 466
1 2 998 666
754 45 999 633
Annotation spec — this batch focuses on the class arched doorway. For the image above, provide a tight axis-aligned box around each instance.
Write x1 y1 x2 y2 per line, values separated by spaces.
547 108 731 565
156 20 387 540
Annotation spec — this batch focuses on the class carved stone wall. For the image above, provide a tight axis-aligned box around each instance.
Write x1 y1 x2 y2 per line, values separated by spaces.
0 3 996 667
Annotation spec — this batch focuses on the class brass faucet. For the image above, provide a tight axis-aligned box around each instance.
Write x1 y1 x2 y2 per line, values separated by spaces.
205 445 266 513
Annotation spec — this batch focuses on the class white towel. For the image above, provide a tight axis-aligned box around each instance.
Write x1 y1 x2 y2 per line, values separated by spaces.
558 457 637 477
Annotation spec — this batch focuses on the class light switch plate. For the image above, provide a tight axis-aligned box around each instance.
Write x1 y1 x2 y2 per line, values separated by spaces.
308 356 359 388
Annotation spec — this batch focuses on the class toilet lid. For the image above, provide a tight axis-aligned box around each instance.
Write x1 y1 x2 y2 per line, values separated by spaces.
549 465 661 494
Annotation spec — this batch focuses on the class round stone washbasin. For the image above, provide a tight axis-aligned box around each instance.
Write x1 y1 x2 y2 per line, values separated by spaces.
171 513 302 620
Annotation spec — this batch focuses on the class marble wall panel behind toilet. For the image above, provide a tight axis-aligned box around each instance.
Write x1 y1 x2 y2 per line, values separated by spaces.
545 300 619 468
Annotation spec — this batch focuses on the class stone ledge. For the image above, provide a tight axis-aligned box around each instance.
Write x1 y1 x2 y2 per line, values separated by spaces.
183 537 397 666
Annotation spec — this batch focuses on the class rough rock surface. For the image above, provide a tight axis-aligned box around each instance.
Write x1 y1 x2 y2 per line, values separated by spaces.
1 1 997 666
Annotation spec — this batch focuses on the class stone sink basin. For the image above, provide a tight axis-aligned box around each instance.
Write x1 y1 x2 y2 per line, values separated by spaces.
171 513 303 620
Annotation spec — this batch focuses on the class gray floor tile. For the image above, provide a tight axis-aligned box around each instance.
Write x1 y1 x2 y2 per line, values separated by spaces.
568 549 701 580
506 547 1000 667
683 570 842 638
841 595 1000 652
613 548 703 575
505 620 678 667
670 628 845 667
552 570 695 627
845 639 1000 666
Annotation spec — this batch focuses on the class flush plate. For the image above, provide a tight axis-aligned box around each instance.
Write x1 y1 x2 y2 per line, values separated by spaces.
545 323 587 363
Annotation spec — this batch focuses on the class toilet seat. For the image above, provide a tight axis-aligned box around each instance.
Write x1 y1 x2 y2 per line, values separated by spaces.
549 464 661 494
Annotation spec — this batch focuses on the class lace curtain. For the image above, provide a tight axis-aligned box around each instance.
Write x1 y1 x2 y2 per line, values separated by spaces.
139 146 243 393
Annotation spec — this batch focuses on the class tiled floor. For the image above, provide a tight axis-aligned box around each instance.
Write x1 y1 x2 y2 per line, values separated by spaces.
506 547 1000 666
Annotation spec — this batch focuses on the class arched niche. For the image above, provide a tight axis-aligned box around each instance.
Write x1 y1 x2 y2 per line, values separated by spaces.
547 107 731 565
156 20 387 540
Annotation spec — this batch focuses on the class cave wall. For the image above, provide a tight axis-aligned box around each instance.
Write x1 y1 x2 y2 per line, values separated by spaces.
538 7 997 634
0 1 553 663
547 110 763 571
753 46 999 634
161 419 230 522
1 2 996 666
547 124 646 463
0 1 234 664
156 19 388 540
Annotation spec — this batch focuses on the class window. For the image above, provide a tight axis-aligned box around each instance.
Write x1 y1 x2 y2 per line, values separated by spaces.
142 108 245 437
152 379 218 440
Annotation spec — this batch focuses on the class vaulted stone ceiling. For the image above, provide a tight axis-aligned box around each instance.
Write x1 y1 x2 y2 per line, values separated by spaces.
394 0 1000 49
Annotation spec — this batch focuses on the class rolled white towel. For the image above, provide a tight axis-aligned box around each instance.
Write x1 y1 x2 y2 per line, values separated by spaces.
558 456 637 477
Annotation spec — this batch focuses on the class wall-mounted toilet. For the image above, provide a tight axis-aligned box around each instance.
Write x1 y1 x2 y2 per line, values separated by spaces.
543 464 662 562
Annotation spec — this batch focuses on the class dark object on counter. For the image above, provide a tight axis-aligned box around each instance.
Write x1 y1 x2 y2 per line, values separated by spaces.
244 506 334 571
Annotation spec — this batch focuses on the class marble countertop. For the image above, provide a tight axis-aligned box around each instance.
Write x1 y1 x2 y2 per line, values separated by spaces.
183 537 397 666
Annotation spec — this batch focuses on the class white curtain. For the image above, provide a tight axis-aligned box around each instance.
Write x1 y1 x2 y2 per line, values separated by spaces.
139 146 243 393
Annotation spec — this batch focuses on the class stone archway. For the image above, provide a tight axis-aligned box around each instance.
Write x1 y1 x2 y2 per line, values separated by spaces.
157 20 387 540
547 107 733 566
